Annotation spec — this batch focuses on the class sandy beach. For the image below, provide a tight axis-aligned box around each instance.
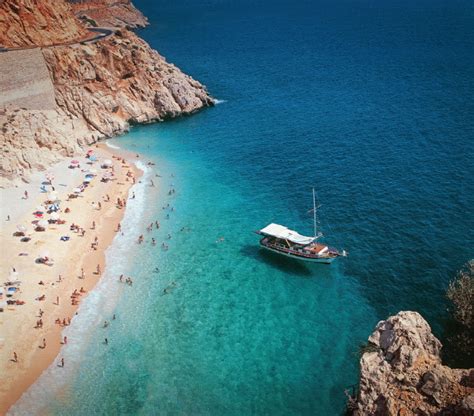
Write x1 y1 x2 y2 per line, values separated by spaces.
0 144 142 415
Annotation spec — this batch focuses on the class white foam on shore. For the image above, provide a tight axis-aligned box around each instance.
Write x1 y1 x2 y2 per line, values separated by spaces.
105 141 121 149
8 161 151 416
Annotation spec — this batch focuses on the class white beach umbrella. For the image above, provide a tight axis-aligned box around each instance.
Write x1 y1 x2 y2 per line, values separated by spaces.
16 225 27 233
102 159 113 168
50 212 59 221
47 191 58 201
83 177 92 183
73 188 82 194
37 219 48 228
39 250 50 259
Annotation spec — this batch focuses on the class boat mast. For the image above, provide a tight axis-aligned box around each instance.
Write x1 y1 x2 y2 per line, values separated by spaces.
312 187 317 239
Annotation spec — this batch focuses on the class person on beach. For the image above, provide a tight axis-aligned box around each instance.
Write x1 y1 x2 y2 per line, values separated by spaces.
92 221 96 230
63 336 68 345
103 321 109 328
81 268 85 279
98 202 102 210
56 296 59 305
40 338 46 349
59 358 64 367
131 192 136 199
138 235 144 244
81 229 86 237
106 194 110 202
116 223 122 232
119 274 124 282
104 338 108 345
152 238 156 246
39 308 44 317
62 318 67 326
6 215 10 221
155 221 160 229
151 180 155 187
80 287 86 293
96 264 101 275
58 275 62 283
113 314 116 320
24 191 28 199
13 352 18 362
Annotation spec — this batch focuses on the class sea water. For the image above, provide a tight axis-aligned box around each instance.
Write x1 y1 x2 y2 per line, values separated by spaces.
10 0 474 415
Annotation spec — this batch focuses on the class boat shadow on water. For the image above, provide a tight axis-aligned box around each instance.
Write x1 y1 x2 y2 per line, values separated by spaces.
240 245 314 277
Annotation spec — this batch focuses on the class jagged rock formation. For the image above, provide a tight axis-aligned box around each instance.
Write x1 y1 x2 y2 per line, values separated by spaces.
69 0 148 28
0 0 88 48
42 29 213 137
353 311 474 415
0 0 213 185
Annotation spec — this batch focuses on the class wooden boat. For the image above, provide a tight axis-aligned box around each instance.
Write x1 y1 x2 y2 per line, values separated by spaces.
256 189 346 264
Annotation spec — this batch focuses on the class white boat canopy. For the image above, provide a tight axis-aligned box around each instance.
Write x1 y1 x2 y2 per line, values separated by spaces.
259 223 315 245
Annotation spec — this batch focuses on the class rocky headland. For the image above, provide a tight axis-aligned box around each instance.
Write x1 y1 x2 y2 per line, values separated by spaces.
352 311 474 415
0 0 213 186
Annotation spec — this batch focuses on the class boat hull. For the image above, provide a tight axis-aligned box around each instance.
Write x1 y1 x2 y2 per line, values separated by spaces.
260 243 336 264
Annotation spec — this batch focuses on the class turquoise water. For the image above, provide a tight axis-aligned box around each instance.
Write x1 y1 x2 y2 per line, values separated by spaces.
11 0 474 415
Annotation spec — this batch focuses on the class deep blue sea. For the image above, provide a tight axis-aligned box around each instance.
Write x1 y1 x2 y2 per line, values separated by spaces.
11 0 474 415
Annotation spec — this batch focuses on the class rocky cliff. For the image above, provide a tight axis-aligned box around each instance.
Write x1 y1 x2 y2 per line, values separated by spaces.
352 311 474 415
69 0 148 28
0 0 213 185
0 0 88 48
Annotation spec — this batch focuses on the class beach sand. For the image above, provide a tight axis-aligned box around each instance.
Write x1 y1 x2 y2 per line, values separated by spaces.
0 144 142 415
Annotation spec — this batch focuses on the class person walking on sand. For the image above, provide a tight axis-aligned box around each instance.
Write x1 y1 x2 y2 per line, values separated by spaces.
24 190 28 199
92 221 96 230
96 264 101 275
63 336 68 345
40 338 46 349
116 223 121 232
98 202 102 210
81 268 85 279
13 352 18 362
56 296 59 305
59 358 64 367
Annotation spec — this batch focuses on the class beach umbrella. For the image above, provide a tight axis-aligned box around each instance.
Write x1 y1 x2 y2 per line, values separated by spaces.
87 149 94 155
83 178 92 183
39 250 50 259
47 191 58 201
101 159 113 168
73 188 82 194
89 168 97 174
89 155 98 162
50 212 59 221
16 225 27 233
71 159 80 165
37 219 48 228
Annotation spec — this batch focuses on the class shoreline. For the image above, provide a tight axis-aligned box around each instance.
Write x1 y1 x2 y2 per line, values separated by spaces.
0 143 144 415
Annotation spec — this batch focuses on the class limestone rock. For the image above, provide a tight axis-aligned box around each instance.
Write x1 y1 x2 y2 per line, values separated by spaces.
353 311 474 415
69 0 148 28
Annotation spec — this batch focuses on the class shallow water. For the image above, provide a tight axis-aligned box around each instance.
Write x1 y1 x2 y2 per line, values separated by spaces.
11 0 474 415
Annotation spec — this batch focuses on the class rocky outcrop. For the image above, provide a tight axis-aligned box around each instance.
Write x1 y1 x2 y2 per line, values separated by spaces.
42 29 213 137
69 0 148 28
352 311 474 415
0 0 213 185
0 0 88 48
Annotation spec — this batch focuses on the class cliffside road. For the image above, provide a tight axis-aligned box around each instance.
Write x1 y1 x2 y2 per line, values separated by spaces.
0 27 115 53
